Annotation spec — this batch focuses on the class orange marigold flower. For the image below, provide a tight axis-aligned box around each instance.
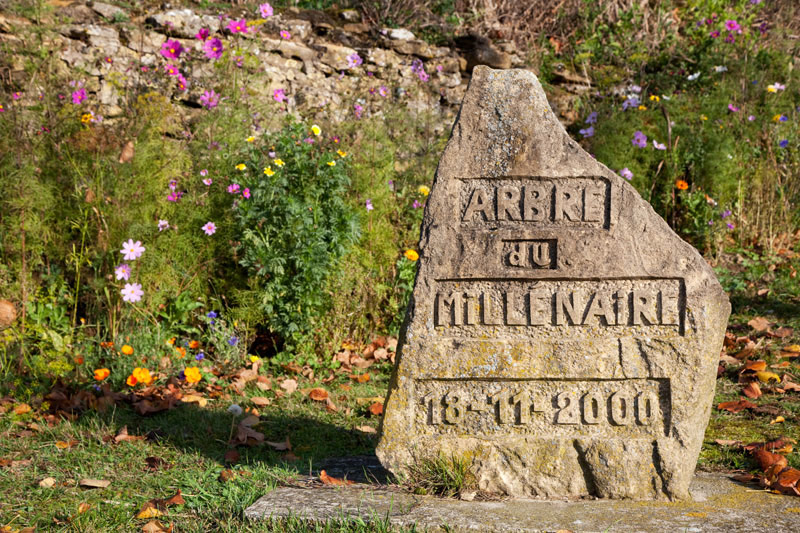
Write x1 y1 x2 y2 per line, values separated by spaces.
176 347 187 358
100 341 114 349
166 337 176 346
94 368 110 381
676 180 689 191
188 340 200 350
126 375 138 387
121 344 134 355
132 367 153 386
404 249 419 261
74 356 84 365
184 366 202 384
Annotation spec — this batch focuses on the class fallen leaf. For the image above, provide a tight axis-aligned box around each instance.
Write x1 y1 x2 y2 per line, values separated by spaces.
115 426 145 444
218 469 236 483
280 379 297 395
319 469 354 486
163 490 185 507
356 396 385 405
56 440 79 449
349 373 370 383
181 394 208 408
282 451 300 462
308 388 329 401
732 473 759 483
756 371 781 384
748 317 770 332
145 456 168 472
39 477 57 488
78 502 91 514
753 449 788 471
733 340 757 359
373 348 389 360
770 416 786 424
368 402 384 416
743 382 762 399
79 478 111 489
356 425 377 434
717 399 755 413
224 449 240 464
741 360 767 373
136 502 163 519
142 520 173 533
250 396 271 407
119 140 135 163
769 327 794 339
714 439 741 447
782 381 800 392
13 403 32 415
266 436 291 451
255 382 271 391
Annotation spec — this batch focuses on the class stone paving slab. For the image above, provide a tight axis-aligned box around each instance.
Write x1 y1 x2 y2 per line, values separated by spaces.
245 473 800 532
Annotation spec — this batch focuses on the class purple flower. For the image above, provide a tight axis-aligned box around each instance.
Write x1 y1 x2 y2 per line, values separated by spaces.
418 70 429 82
200 89 220 109
228 19 249 34
207 311 218 318
632 130 647 148
724 33 736 44
652 140 666 150
354 103 363 118
585 111 598 124
748 115 756 121
204 38 224 59
629 85 642 93
412 200 423 209
708 220 714 226
622 97 639 111
779 115 788 122
726 222 735 230
202 221 217 235
347 52 363 69
228 336 238 346
273 88 286 102
72 88 87 105
303 137 314 144
280 30 291 40
195 28 210 41
619 168 633 180
121 239 145 261
365 199 373 211
115 264 131 281
167 191 183 202
160 40 183 60
725 20 742 33
195 352 205 361
378 85 389 97
579 126 594 138
728 103 739 112
721 209 732 218
779 139 789 148
259 3 273 17
121 283 144 303
158 219 169 231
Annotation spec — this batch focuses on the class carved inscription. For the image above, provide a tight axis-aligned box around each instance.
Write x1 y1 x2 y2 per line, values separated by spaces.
503 239 557 269
434 279 684 333
460 177 610 228
417 379 668 438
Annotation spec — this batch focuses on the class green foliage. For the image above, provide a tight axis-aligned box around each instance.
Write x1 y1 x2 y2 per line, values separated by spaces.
406 453 475 497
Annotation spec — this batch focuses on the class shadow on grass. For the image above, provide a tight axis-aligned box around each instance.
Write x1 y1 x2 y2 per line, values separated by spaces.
728 293 800 325
93 401 392 484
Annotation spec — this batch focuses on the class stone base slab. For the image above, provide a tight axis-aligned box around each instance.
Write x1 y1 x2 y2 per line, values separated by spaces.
245 473 800 532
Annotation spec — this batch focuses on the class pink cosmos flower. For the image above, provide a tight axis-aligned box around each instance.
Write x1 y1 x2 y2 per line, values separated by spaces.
120 239 145 261
242 188 251 199
72 88 87 105
228 19 248 34
164 64 179 76
204 38 224 60
121 283 144 303
652 140 666 150
354 103 363 118
347 52 363 68
160 39 184 60
728 103 740 112
259 3 273 18
115 264 131 281
227 184 240 194
200 169 208 176
0 104 5 113
203 178 213 186
725 20 742 33
176 74 189 91
200 89 220 109
12 92 21 100
280 30 291 40
158 219 169 231
202 222 217 235
378 85 388 97
195 28 210 41
273 88 286 102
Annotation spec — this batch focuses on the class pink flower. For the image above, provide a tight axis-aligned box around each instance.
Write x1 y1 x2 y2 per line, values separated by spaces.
160 39 184 60
259 3 273 18
242 188 251 199
200 89 220 109
200 169 208 176
728 103 740 112
158 219 169 231
378 85 388 97
273 88 286 102
72 88 87 105
280 30 291 40
115 264 131 281
176 74 189 91
12 92 21 100
725 20 742 33
227 183 240 194
204 38 224 60
228 19 248 34
203 178 213 186
354 103 363 118
164 64 179 76
121 283 144 303
202 222 217 235
195 28 210 41
120 239 145 261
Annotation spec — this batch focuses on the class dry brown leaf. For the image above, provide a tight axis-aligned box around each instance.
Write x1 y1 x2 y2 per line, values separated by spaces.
119 140 135 163
748 317 770 332
55 440 78 449
163 490 185 507
349 373 370 383
250 396 271 407
373 348 389 360
320 469 354 486
145 456 168 472
753 449 788 471
224 449 240 464
181 394 208 407
742 382 762 399
255 382 271 392
368 402 384 416
142 519 173 533
13 403 32 415
325 397 338 412
136 502 163 519
769 327 794 339
39 476 57 488
732 473 758 483
356 425 377 434
717 399 755 413
782 381 800 392
79 478 111 489
115 426 145 444
280 379 298 395
741 360 767 373
733 340 757 360
78 502 91 514
218 469 236 483
714 439 741 447
266 436 291 451
308 388 329 401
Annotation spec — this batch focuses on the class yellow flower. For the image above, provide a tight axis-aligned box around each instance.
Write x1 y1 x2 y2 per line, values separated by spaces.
166 337 176 346
336 150 347 158
184 367 202 384
773 114 783 122
649 95 660 102
81 113 93 124
132 367 153 386
404 249 419 261
700 115 708 121
273 159 284 167
94 368 110 381
176 347 186 358
235 163 246 171
638 105 647 111
311 124 321 136
121 344 134 355
263 166 275 176
246 136 255 143
249 355 261 363
767 85 777 93
327 161 336 167
418 185 430 196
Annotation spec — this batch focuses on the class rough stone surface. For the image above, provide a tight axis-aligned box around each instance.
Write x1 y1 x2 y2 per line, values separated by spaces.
245 473 800 532
376 66 731 500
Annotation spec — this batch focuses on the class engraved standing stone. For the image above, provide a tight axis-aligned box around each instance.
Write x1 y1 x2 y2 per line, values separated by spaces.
376 67 730 500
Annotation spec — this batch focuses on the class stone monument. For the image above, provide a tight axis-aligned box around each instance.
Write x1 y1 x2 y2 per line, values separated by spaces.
376 66 730 500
